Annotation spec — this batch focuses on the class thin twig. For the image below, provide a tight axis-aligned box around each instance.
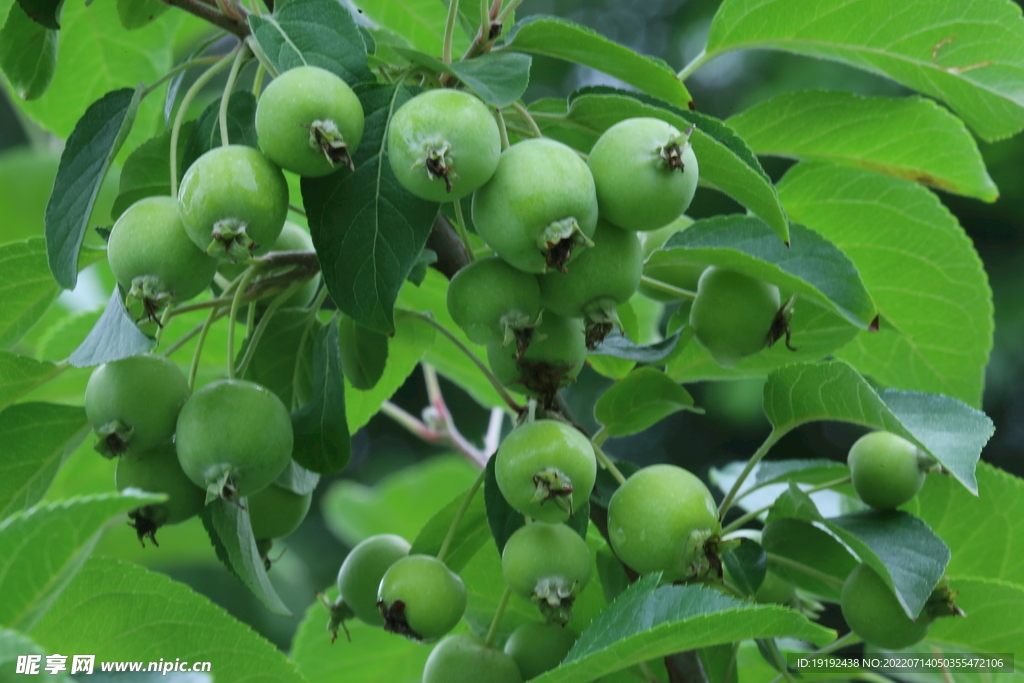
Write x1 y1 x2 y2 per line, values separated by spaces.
511 101 543 138
159 0 250 37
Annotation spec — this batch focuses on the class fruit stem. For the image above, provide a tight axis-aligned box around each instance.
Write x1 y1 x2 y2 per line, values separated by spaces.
189 304 222 390
442 0 460 64
591 425 609 448
483 586 512 648
226 268 257 380
496 0 522 24
219 42 251 148
163 309 230 357
809 630 861 656
437 467 487 563
594 444 627 485
154 305 175 347
169 44 238 196
765 553 844 590
676 48 710 81
495 108 510 150
234 280 306 378
141 54 221 99
452 199 475 263
721 475 852 535
288 203 306 217
252 63 265 97
640 275 696 300
718 429 782 519
762 639 797 683
511 101 543 138
244 35 278 78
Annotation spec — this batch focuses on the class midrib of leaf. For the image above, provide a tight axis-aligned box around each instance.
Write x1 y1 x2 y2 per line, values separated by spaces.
261 14 308 65
370 84 405 306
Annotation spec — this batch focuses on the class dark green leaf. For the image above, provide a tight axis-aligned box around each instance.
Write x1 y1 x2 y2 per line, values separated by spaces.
116 0 169 29
762 518 855 601
241 308 317 411
337 314 389 390
657 217 876 328
722 540 767 597
594 367 699 437
15 0 58 29
0 352 64 411
248 0 373 85
291 316 351 474
0 403 89 518
0 238 62 347
111 121 195 220
0 2 56 100
393 47 531 108
484 454 524 553
68 289 155 368
410 482 489 573
303 83 439 334
45 87 140 289
202 498 291 616
407 247 436 286
274 459 320 495
182 91 257 174
504 16 691 109
752 459 850 488
566 500 590 541
588 329 682 363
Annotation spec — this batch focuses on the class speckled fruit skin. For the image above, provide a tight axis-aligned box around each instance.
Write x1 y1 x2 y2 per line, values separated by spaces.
472 138 598 273
538 219 642 320
486 314 587 398
841 564 930 649
108 196 218 305
495 420 596 524
504 622 576 680
175 379 293 498
256 66 364 177
377 554 467 642
607 464 720 579
115 443 205 527
388 89 500 202
447 256 541 345
501 522 592 602
637 215 704 302
848 431 926 509
689 267 781 368
337 534 411 626
247 483 312 540
177 145 289 259
423 635 523 683
588 117 699 232
85 355 191 457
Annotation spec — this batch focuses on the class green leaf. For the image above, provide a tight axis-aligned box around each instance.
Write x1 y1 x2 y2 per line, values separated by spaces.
504 16 691 110
909 463 1024 585
654 217 876 328
30 556 305 682
926 577 1024 664
0 491 162 631
594 367 698 437
588 330 682 363
44 87 140 289
779 162 993 407
524 89 789 243
722 540 767 597
0 629 69 681
763 360 994 494
303 83 438 334
351 0 469 57
409 477 489 573
116 0 169 29
392 47 531 108
241 308 317 411
762 518 856 601
0 403 89 519
181 91 258 175
290 592 431 683
337 314 389 391
274 459 320 496
529 576 834 683
248 0 373 85
291 316 351 475
727 90 998 202
460 539 539 640
14 0 57 28
751 459 849 488
201 498 291 616
0 352 64 411
0 2 56 100
68 290 156 368
110 121 195 220
484 453 524 553
322 454 479 547
0 239 62 347
705 0 1024 142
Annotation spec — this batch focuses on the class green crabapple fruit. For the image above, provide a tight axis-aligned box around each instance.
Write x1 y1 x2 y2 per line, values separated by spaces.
841 564 931 649
608 464 720 580
423 635 522 683
503 621 576 679
377 554 467 642
502 522 592 623
486 313 587 400
177 145 289 262
115 443 205 546
247 483 312 541
388 88 500 202
107 196 218 320
689 267 781 368
495 419 597 523
218 221 321 310
636 215 704 302
472 138 598 273
85 354 190 458
447 256 542 347
538 219 642 344
255 65 364 177
587 117 698 232
336 534 411 627
175 379 294 501
848 431 928 509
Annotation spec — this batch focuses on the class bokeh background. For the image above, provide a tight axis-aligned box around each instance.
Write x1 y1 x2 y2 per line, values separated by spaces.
1 0 1020 652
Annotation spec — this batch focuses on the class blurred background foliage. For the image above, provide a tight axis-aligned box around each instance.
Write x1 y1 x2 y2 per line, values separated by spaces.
1 0 1021 653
